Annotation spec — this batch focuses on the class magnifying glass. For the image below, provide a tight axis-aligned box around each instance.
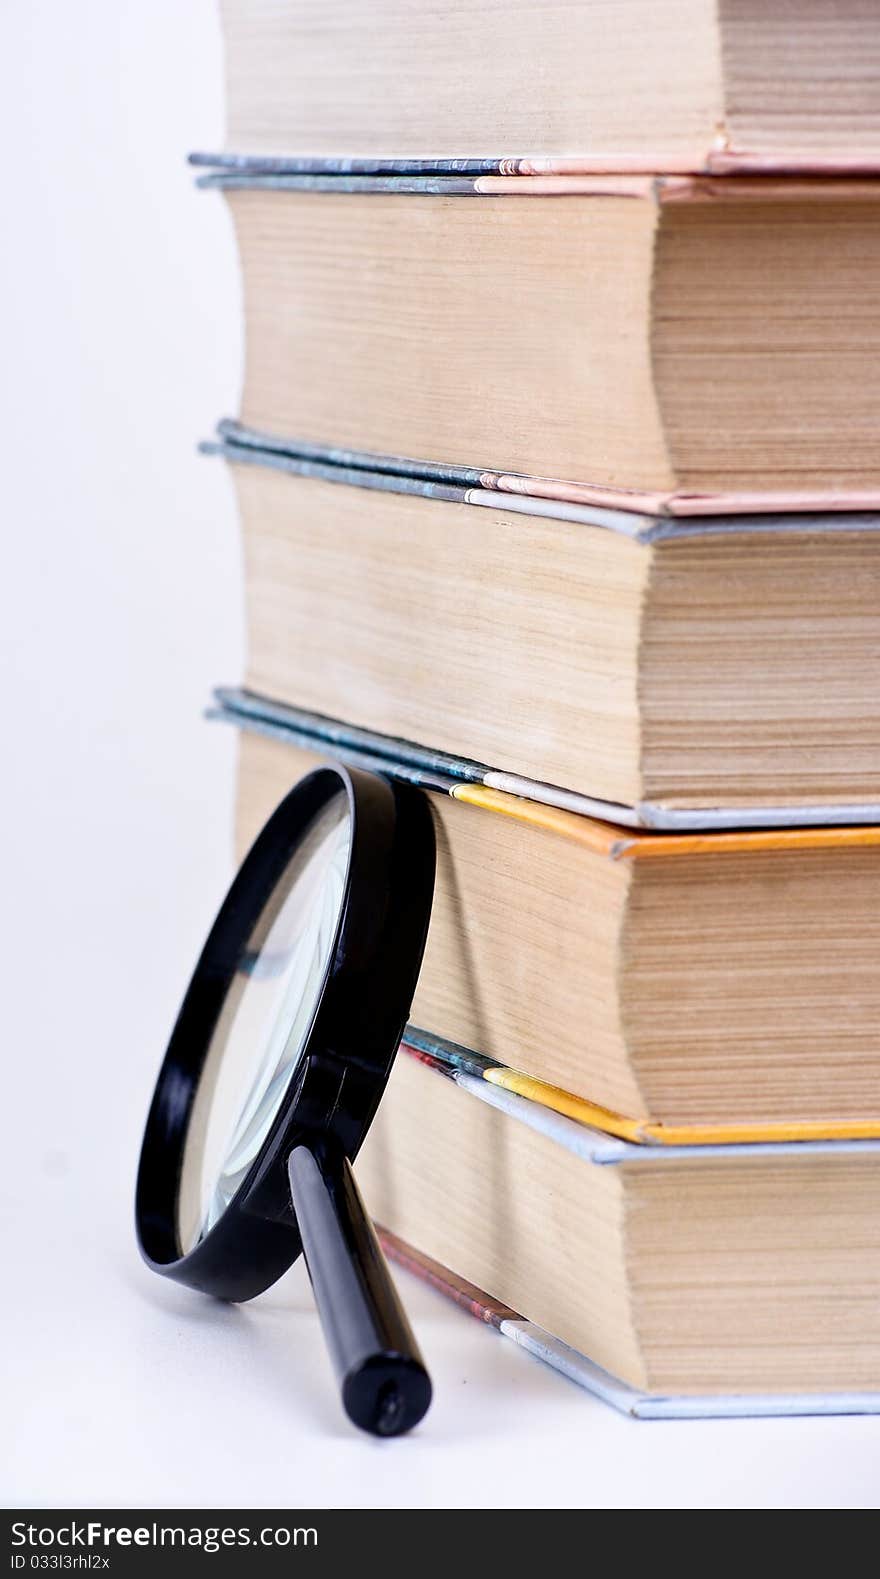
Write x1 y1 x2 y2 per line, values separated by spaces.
135 764 436 1436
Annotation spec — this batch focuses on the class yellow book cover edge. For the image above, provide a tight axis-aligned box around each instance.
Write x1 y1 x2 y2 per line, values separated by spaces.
481 1066 880 1146
450 783 880 861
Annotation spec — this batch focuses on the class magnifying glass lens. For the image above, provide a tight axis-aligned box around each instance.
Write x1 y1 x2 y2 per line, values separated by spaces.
177 790 351 1254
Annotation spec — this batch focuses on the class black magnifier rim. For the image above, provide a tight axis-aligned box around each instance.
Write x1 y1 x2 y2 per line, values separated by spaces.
135 762 435 1303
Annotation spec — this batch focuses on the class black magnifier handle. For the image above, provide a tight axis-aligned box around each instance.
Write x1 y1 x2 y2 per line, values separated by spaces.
287 1141 432 1437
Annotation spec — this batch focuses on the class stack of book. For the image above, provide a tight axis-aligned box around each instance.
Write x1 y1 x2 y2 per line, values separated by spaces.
197 0 880 1417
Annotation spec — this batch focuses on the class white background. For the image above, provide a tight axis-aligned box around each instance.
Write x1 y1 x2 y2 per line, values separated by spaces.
1 2 878 1510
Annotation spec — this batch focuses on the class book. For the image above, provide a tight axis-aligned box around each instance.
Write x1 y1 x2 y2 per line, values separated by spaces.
218 687 880 1143
359 1039 880 1401
378 1230 880 1418
204 0 880 176
208 431 880 819
199 172 880 510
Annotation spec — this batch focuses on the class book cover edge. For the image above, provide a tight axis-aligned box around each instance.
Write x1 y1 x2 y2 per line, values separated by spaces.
377 1227 880 1419
215 686 880 841
212 420 880 529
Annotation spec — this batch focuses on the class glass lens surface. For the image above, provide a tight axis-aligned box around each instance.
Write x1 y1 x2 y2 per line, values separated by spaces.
177 790 351 1253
